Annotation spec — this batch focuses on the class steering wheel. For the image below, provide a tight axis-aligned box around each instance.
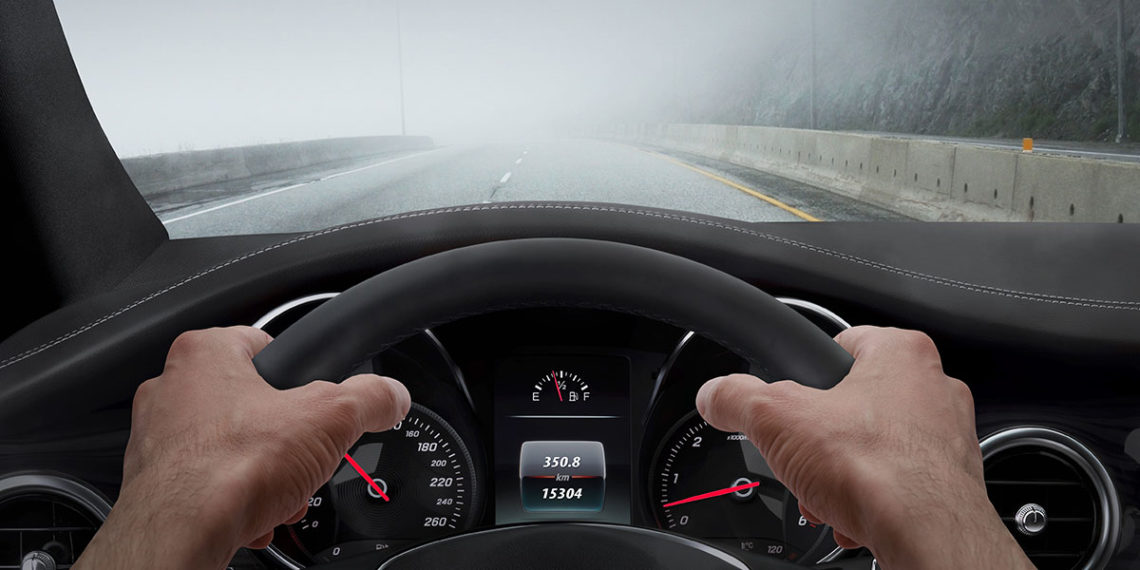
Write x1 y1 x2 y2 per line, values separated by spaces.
253 238 854 569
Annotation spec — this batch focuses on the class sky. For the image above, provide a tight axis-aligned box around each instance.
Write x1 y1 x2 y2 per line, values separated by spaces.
53 0 807 156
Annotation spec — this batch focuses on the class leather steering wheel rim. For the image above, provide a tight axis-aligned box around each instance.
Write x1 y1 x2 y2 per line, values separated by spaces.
253 237 853 390
251 237 855 568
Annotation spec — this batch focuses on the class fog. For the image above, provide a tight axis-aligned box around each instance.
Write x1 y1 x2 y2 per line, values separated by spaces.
54 0 810 156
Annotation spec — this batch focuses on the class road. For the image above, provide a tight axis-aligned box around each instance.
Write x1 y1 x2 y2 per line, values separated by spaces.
158 139 903 238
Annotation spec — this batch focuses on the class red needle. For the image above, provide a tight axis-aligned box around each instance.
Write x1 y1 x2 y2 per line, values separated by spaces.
662 481 759 508
344 452 389 502
552 370 563 402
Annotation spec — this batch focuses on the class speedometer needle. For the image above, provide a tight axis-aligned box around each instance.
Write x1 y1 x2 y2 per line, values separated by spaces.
662 481 759 508
344 452 390 502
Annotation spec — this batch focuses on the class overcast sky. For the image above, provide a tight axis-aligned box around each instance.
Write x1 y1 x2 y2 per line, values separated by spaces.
54 1 807 156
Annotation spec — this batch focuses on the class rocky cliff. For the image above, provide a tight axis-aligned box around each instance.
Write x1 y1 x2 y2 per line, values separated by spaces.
687 0 1140 141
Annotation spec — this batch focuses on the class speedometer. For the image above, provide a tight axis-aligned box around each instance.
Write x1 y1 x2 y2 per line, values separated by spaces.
268 404 479 567
649 411 831 564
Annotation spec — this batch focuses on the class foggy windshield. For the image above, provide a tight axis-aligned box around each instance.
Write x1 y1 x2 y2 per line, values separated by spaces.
55 1 1140 236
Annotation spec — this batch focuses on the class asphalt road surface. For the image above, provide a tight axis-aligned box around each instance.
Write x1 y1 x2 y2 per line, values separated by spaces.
158 139 904 238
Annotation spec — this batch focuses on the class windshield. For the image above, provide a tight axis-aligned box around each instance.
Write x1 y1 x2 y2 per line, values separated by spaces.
55 1 1140 237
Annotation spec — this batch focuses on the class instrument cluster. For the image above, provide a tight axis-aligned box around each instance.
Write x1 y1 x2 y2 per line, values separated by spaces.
254 299 850 569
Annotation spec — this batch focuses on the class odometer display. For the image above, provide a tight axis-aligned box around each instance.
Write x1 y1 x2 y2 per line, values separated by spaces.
650 411 829 564
269 404 478 567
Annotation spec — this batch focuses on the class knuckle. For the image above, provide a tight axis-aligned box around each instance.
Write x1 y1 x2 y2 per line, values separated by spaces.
230 325 272 348
832 327 856 344
895 329 937 354
765 380 802 403
303 385 360 442
835 325 872 344
948 377 975 407
132 378 157 407
310 380 352 413
168 330 205 355
744 395 770 420
168 328 223 357
836 325 895 357
297 381 343 418
743 392 781 434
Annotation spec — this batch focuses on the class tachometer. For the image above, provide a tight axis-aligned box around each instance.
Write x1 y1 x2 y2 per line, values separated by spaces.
268 404 479 567
649 411 830 564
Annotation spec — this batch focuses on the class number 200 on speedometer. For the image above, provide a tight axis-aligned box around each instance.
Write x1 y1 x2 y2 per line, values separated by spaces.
269 404 479 567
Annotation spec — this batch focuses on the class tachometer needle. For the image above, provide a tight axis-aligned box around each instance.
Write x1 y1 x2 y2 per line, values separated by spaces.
662 481 759 508
552 370 563 402
344 452 389 502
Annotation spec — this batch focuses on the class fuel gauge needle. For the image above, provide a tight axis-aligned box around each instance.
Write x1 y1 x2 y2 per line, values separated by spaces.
552 370 563 402
344 452 389 501
662 481 759 508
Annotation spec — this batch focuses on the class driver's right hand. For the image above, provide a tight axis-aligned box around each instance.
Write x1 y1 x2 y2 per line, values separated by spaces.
696 326 1034 569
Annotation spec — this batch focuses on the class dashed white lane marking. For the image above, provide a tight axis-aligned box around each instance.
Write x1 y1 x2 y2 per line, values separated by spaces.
515 158 523 165
499 171 512 184
162 148 440 224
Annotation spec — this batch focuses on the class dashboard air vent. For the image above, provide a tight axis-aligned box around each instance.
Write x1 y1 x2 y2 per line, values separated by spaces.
0 474 111 569
980 427 1120 570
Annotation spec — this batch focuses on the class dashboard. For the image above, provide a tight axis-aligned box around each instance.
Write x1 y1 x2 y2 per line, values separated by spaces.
255 298 850 569
0 206 1138 570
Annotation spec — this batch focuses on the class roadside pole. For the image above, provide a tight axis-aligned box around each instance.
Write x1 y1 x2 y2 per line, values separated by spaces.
1117 0 1125 142
810 0 817 130
396 0 407 136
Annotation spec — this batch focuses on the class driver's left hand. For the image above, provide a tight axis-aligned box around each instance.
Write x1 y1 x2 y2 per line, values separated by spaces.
75 326 411 570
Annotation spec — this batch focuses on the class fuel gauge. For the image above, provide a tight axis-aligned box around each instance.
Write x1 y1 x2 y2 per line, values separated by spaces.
531 370 592 403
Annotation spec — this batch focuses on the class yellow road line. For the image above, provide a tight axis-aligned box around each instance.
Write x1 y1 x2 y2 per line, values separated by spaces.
642 150 821 222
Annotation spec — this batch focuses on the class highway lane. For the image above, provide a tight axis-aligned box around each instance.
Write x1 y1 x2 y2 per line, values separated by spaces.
160 139 898 238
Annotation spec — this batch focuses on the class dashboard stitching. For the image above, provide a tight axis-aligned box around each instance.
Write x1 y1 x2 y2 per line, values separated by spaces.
2 202 1138 371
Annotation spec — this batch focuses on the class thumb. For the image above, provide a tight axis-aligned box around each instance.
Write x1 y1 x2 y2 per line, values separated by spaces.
695 374 809 451
337 374 412 433
291 375 412 451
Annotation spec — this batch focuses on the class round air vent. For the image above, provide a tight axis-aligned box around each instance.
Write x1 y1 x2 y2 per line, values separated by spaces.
0 474 112 568
980 427 1120 570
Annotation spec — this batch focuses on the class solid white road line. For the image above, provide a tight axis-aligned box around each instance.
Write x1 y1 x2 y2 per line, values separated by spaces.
1035 147 1140 161
162 148 441 225
499 172 512 184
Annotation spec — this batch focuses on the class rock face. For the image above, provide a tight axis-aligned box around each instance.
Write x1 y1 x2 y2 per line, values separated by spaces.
694 0 1140 141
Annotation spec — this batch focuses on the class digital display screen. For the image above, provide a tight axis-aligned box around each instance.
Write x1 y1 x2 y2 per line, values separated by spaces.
519 441 606 512
493 355 631 524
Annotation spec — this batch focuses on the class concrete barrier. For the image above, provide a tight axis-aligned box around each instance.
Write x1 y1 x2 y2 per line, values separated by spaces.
613 123 1139 223
122 135 434 197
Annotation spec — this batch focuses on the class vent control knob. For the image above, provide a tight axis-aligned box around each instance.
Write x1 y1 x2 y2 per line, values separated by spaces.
21 551 57 570
1014 502 1047 536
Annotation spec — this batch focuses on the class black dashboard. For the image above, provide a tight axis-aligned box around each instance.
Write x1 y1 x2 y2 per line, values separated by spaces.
1 205 1139 570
